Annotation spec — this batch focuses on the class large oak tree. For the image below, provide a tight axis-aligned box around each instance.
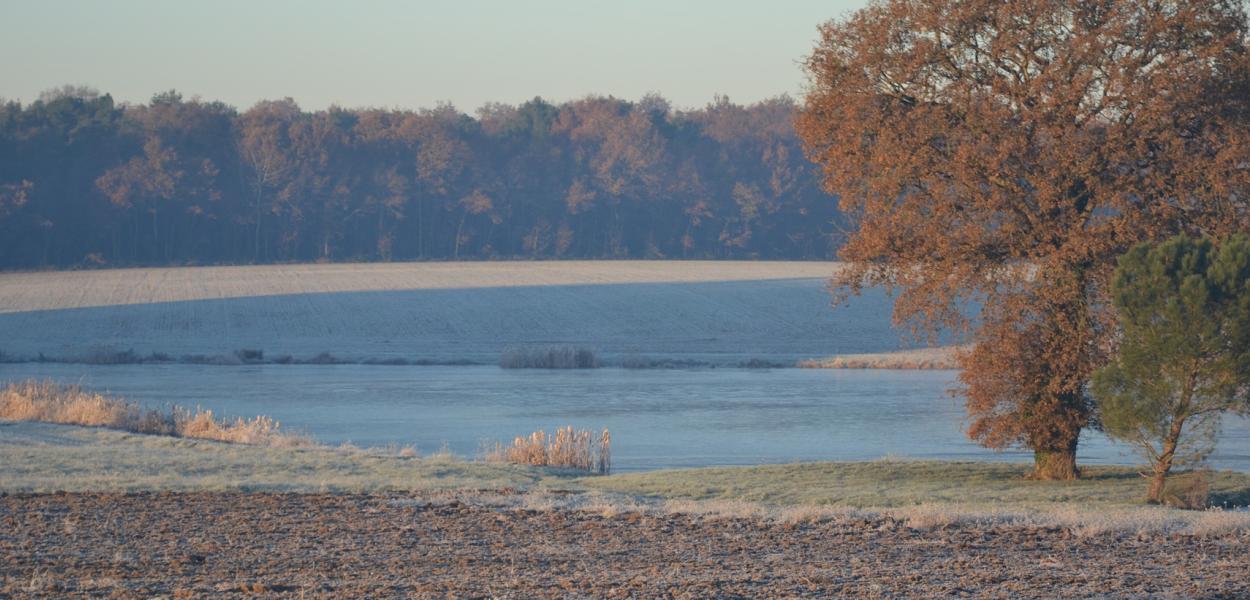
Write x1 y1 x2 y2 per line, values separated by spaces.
797 0 1250 479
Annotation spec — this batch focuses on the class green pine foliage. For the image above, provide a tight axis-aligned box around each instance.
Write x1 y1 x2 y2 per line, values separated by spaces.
1092 234 1250 504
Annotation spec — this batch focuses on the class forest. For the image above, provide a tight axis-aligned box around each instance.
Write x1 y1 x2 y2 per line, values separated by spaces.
0 87 843 269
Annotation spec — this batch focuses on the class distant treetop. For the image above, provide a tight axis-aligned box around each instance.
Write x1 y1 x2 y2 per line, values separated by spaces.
0 90 842 268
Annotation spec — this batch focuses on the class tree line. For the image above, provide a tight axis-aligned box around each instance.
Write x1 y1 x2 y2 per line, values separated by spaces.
0 88 843 269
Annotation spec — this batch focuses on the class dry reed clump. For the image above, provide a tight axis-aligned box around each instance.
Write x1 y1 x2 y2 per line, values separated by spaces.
0 380 309 447
798 346 963 370
500 346 597 369
619 356 708 369
81 347 142 365
486 426 611 474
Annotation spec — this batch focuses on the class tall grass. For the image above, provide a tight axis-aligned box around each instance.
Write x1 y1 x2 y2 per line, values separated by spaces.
0 380 309 447
486 426 611 474
500 346 598 369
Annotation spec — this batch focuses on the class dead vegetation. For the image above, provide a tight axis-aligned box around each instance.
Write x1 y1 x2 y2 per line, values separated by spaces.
500 346 598 369
1161 470 1213 510
0 380 309 447
486 426 611 474
799 346 962 370
2 347 488 367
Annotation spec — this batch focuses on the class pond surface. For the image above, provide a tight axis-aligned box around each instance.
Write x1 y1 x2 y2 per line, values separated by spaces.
3 363 1247 472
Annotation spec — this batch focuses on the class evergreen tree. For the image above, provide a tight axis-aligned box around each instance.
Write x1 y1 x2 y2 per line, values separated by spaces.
1092 235 1250 504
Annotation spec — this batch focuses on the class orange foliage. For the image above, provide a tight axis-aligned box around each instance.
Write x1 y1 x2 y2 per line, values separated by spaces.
797 0 1250 478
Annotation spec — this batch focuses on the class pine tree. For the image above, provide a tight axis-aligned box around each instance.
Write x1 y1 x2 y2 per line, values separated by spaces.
1092 235 1250 504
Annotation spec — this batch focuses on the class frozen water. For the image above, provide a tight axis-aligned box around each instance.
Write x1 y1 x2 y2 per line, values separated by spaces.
2 363 1246 472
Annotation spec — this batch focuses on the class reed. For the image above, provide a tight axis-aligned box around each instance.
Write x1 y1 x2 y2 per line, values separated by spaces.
499 346 598 369
798 346 962 370
0 380 309 447
486 426 611 474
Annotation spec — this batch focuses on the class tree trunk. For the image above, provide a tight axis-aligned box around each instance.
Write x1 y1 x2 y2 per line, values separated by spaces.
1032 446 1080 480
1147 417 1186 504
454 211 466 259
253 187 264 262
152 207 159 260
132 212 140 261
1023 385 1089 481
1147 468 1168 504
415 198 424 258
376 206 385 260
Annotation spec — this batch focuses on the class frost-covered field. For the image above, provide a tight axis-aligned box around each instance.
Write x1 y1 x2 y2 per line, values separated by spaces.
0 261 844 311
0 261 914 365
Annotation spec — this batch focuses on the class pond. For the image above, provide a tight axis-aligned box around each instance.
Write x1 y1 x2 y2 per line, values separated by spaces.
4 363 1247 472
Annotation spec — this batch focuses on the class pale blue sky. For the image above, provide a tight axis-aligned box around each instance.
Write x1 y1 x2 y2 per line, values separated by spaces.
0 0 867 112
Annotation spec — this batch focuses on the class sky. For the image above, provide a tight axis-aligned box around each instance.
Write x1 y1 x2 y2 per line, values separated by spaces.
0 0 867 113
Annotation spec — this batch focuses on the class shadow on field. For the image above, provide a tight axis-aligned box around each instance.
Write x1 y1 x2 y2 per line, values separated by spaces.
0 279 938 365
1209 485 1250 508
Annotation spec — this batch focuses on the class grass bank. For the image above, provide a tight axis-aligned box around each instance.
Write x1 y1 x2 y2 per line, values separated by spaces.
579 461 1250 509
6 417 1249 510
0 421 570 493
5 421 1250 536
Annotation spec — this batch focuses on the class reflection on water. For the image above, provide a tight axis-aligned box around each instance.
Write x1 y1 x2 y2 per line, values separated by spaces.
2 364 1247 472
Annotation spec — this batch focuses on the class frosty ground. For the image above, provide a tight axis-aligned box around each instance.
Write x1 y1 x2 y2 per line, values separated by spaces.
0 261 946 366
2 421 1249 598
3 262 1242 597
5 421 1250 515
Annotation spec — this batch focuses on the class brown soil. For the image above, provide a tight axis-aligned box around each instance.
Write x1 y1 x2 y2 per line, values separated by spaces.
1 491 1246 599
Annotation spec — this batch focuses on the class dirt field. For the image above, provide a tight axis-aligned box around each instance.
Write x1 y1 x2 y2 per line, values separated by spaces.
3 423 1249 598
2 491 1246 599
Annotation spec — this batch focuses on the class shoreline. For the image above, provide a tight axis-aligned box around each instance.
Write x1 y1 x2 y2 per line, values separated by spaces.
3 421 1249 597
0 347 964 370
4 420 1248 507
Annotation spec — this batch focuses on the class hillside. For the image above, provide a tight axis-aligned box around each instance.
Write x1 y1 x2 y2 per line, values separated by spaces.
0 261 924 366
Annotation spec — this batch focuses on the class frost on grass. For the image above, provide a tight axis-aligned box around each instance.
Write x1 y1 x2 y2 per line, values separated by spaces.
0 421 562 493
582 461 1250 512
4 420 1250 537
472 489 1250 538
799 346 964 370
